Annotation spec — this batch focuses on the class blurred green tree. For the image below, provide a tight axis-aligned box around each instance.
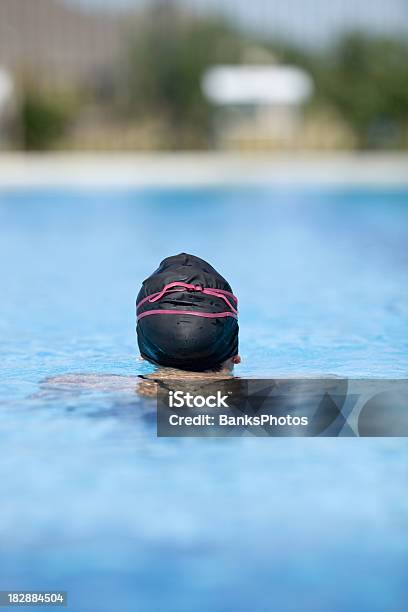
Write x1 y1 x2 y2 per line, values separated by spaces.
313 33 408 148
120 2 245 148
21 88 73 151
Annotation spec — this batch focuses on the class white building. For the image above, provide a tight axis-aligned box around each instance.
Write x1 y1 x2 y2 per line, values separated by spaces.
202 64 313 148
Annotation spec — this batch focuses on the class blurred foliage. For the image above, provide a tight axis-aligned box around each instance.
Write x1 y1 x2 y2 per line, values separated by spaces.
20 88 73 151
119 7 408 150
312 33 408 148
261 33 408 148
119 3 246 148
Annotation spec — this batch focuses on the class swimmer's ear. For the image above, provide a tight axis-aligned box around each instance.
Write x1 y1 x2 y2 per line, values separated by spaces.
232 355 241 364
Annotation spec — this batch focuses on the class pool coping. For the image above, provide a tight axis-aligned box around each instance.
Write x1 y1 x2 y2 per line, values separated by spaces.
0 152 407 188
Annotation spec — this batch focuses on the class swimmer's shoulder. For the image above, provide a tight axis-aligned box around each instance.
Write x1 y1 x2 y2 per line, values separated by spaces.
40 373 141 393
39 368 235 398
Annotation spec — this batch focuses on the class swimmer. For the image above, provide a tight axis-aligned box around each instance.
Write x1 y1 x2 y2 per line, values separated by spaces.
38 253 240 397
137 253 240 372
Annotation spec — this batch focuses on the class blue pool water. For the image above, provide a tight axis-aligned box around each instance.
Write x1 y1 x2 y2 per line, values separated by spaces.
0 186 407 611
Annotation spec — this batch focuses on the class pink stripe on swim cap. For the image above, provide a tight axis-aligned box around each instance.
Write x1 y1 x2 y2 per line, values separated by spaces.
136 281 238 318
137 309 238 321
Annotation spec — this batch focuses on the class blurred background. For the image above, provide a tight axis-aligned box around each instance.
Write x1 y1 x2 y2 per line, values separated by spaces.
0 0 408 152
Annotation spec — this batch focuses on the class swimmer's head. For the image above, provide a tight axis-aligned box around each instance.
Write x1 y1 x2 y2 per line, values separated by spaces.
136 253 239 372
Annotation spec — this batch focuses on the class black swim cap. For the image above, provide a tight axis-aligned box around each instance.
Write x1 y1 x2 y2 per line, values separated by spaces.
136 253 239 371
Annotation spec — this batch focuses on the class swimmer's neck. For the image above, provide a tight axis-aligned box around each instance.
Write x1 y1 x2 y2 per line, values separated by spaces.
144 363 235 381
145 369 232 382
